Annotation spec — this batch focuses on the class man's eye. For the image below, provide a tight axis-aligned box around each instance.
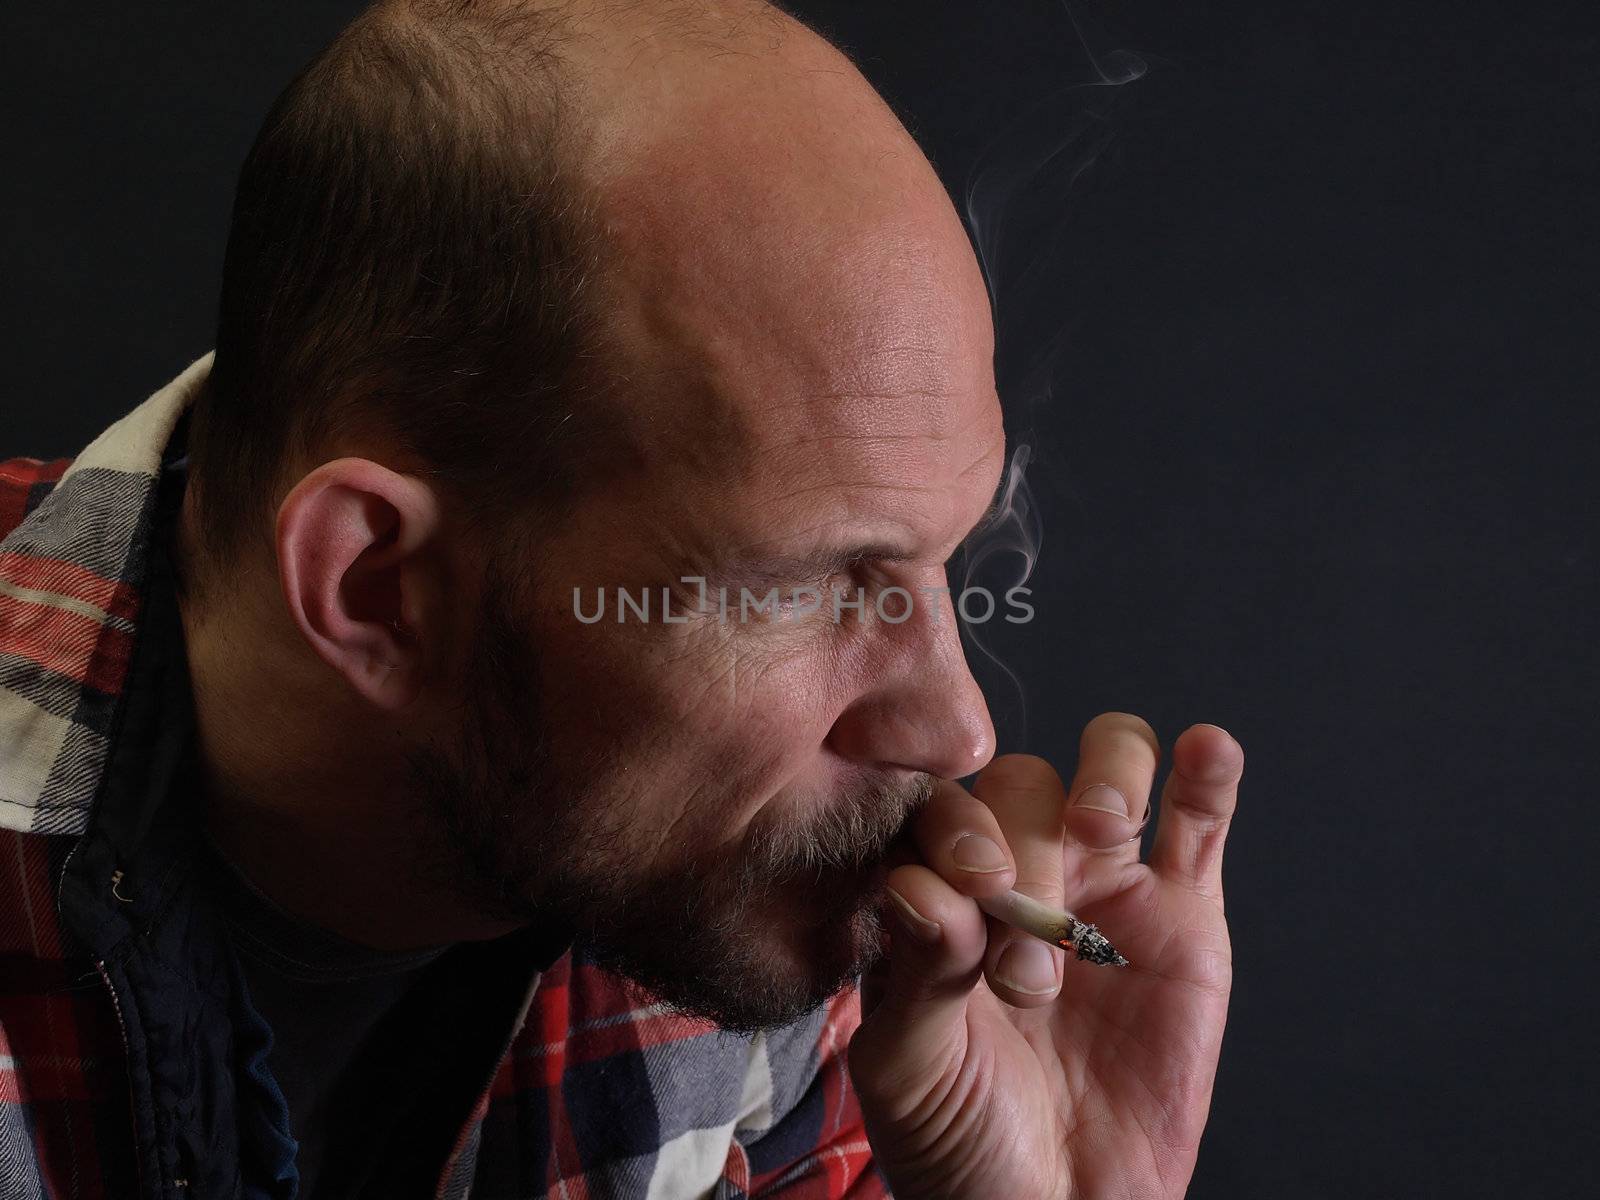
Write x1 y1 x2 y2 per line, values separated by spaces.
839 561 886 595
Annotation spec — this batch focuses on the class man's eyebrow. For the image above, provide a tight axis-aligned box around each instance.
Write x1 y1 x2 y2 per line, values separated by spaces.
704 476 1004 595
709 496 1007 588
708 541 914 589
706 483 1010 589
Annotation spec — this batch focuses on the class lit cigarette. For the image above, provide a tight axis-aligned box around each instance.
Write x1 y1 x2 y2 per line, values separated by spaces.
976 888 1130 967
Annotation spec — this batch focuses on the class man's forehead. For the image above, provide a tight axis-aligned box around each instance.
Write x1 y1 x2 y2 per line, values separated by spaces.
603 218 1005 541
601 218 998 467
688 372 1008 563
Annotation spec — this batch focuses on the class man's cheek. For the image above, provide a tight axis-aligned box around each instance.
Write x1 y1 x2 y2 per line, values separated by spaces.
657 624 780 726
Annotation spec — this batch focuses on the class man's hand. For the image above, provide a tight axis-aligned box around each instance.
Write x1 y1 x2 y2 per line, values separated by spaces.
847 714 1243 1200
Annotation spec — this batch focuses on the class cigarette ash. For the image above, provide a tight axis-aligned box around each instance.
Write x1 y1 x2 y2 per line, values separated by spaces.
1059 917 1130 968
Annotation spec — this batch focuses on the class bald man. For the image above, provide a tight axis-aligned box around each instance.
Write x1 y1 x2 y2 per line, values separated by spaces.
0 1 1242 1197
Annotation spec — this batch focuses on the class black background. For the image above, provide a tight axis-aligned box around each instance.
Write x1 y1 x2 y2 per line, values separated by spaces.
3 2 1595 1196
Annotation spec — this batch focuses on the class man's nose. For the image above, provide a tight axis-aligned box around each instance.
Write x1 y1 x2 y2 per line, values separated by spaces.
825 600 997 781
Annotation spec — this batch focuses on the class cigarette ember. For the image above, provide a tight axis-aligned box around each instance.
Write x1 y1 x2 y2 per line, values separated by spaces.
976 888 1130 968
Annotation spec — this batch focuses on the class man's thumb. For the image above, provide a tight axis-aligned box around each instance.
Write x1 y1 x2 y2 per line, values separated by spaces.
848 864 989 1117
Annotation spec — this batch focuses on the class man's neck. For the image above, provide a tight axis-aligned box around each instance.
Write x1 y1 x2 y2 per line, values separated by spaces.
197 759 515 952
176 503 524 953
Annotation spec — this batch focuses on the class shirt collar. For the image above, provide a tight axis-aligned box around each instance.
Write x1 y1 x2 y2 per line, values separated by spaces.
0 351 212 836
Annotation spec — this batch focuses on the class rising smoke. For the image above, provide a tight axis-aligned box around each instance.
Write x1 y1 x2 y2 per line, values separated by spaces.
953 3 1147 751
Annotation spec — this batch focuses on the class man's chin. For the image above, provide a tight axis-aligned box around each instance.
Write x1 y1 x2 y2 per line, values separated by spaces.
782 870 889 975
746 863 891 1022
595 863 890 1034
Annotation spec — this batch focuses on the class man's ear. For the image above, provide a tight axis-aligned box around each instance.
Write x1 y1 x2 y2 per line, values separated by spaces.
275 457 447 711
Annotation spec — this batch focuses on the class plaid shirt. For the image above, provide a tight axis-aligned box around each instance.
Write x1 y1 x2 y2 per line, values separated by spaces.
0 353 890 1200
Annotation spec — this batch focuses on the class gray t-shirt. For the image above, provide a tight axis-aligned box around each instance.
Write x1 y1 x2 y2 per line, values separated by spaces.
202 836 451 1197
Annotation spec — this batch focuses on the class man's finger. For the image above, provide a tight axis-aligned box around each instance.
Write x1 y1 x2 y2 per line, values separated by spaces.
848 863 989 1117
908 777 1018 899
1063 713 1162 864
1148 723 1244 905
970 754 1068 1006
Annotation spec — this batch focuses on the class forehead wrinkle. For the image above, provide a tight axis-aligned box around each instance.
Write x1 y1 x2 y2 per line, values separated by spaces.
802 347 974 422
789 388 961 406
750 390 979 469
762 478 957 510
960 433 1007 491
712 335 971 427
772 429 961 450
935 421 1008 541
727 393 1003 549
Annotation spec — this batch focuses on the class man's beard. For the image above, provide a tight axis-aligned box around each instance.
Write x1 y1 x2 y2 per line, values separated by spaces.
405 563 934 1033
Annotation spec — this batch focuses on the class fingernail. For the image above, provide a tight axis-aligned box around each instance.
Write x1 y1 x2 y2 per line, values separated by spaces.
885 889 942 944
1072 783 1132 819
951 834 1010 873
996 938 1059 995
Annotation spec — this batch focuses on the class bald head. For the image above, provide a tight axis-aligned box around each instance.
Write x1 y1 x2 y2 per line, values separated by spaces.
189 0 995 597
561 0 997 496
